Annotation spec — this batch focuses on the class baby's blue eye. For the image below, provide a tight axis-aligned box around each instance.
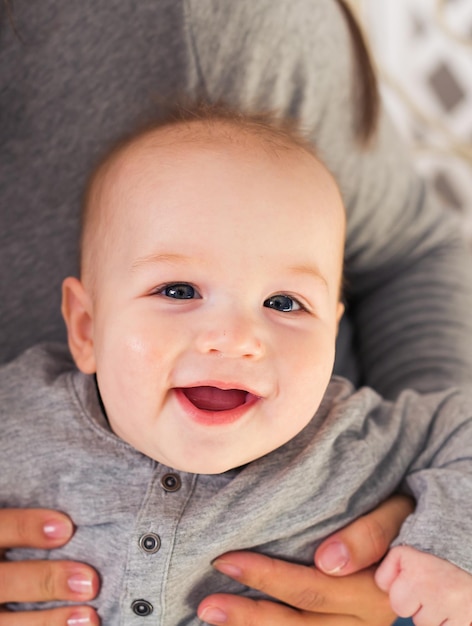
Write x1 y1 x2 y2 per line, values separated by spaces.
264 295 301 312
160 283 197 299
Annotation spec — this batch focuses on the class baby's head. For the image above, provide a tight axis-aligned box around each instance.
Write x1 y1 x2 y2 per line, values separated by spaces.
62 105 345 474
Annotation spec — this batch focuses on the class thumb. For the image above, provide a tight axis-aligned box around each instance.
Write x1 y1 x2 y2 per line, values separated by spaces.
314 494 414 576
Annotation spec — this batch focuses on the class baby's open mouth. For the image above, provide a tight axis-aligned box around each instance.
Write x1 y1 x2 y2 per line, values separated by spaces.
180 386 249 412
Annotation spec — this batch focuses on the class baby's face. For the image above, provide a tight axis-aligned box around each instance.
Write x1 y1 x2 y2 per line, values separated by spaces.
78 127 345 473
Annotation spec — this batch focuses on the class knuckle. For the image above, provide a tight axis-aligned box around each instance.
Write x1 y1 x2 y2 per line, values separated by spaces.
40 562 58 598
14 512 33 546
292 586 326 611
358 515 389 560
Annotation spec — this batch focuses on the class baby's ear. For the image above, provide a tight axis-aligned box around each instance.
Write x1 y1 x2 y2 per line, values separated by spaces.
61 277 96 374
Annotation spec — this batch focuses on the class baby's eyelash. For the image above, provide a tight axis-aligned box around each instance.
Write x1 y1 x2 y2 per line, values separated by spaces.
263 294 305 312
154 283 201 300
151 285 308 311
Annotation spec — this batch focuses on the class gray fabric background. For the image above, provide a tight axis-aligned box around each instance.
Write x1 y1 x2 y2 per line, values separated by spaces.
1 0 472 398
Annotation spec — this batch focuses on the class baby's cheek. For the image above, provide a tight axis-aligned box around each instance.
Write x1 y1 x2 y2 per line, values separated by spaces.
117 320 169 365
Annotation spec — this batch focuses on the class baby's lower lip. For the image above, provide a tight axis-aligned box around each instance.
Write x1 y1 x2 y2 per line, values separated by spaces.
174 386 259 426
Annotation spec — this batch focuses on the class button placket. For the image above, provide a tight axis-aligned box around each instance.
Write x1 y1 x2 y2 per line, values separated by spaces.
125 470 195 623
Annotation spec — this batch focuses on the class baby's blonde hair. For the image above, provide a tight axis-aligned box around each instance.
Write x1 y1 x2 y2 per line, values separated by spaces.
80 102 340 291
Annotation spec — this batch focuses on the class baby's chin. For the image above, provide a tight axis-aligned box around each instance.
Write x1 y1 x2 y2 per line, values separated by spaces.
153 436 297 475
151 446 262 475
158 456 244 476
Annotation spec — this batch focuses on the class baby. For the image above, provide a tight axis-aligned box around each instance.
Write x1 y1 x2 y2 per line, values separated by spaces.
2 105 472 624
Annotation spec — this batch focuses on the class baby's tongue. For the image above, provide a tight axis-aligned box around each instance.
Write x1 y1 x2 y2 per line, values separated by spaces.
182 386 247 411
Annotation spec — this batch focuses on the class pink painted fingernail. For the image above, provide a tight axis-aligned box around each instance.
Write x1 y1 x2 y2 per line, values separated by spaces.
67 573 94 595
43 518 73 540
199 606 228 624
212 559 243 579
317 541 349 573
67 612 93 625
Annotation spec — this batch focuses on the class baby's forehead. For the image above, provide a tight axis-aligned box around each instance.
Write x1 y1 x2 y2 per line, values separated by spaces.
87 117 343 238
103 117 323 179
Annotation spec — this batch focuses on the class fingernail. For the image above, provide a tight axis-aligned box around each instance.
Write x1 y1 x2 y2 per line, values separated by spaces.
68 612 92 625
212 559 243 579
317 541 349 573
43 518 73 540
67 573 94 595
199 606 228 624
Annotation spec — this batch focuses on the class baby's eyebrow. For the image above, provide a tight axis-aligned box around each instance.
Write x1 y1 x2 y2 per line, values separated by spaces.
288 264 329 288
131 252 196 270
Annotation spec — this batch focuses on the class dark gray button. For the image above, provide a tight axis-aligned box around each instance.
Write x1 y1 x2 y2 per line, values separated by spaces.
161 473 181 492
131 599 153 616
138 533 161 554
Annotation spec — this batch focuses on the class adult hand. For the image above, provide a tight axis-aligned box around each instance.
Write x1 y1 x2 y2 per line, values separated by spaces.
198 495 413 625
0 508 100 626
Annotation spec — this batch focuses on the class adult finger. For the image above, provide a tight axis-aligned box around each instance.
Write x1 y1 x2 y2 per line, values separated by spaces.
0 560 99 605
0 509 74 550
0 605 99 626
209 551 393 620
198 595 361 626
315 494 414 575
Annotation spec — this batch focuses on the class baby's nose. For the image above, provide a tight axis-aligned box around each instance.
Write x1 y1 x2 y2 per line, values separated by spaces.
195 314 265 359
